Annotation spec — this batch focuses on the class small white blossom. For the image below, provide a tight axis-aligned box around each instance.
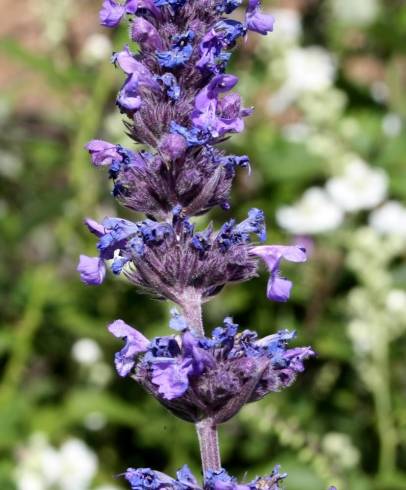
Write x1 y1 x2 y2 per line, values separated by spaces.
268 47 336 113
322 432 360 469
72 338 102 365
285 47 336 93
382 113 402 137
81 34 113 65
326 157 388 212
84 411 107 431
270 9 302 44
276 187 344 235
369 201 406 238
347 319 373 355
58 439 98 490
330 0 380 26
15 435 98 490
370 81 389 103
386 290 406 314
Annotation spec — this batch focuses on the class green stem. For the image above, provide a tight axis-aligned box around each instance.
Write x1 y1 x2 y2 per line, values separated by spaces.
373 341 397 478
0 268 53 404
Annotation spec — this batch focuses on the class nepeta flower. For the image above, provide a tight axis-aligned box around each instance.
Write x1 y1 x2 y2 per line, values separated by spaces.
108 319 150 376
109 316 314 423
246 0 275 35
79 0 325 486
84 140 248 218
157 31 196 68
77 255 106 286
78 211 265 303
123 464 287 490
251 245 307 302
100 0 160 28
131 17 163 49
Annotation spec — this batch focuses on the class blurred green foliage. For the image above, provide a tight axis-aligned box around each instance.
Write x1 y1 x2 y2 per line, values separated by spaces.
0 1 405 489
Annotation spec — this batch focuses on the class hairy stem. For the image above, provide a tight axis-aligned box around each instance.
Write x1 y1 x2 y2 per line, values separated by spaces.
180 290 221 476
180 289 204 337
196 418 221 475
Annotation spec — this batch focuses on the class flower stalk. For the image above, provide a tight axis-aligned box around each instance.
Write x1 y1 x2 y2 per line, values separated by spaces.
76 0 325 488
196 418 222 475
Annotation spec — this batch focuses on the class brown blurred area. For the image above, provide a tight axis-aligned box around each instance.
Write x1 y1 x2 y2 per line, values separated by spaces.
0 0 103 115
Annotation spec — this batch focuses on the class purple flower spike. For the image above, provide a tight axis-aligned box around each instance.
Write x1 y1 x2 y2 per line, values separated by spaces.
108 319 149 377
122 465 288 490
246 0 275 35
251 245 307 302
77 255 106 285
131 17 163 50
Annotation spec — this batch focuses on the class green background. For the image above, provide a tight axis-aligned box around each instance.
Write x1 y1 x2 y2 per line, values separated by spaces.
0 1 405 489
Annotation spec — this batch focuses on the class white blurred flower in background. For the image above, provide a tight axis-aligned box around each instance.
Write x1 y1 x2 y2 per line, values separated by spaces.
382 113 402 137
72 338 102 365
347 318 374 355
15 435 98 490
0 150 23 179
330 0 380 26
386 289 406 314
270 9 302 44
84 411 107 432
326 156 388 212
58 439 98 490
276 187 344 234
322 432 360 469
15 434 60 490
80 34 113 65
369 201 406 238
269 47 336 113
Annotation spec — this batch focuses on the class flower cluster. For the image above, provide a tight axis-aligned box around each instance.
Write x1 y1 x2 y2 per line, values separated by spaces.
78 211 306 304
123 464 287 490
109 315 314 423
77 0 319 488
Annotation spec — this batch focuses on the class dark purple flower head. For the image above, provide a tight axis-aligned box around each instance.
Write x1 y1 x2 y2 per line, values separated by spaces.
83 0 277 244
109 316 313 423
122 464 287 490
85 140 247 218
79 211 263 302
